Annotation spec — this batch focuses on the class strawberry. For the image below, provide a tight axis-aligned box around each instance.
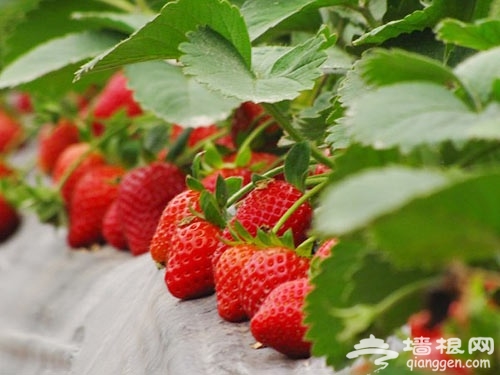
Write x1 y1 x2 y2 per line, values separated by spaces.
201 152 279 192
0 196 20 243
230 101 282 151
0 109 23 154
102 200 128 251
117 161 186 256
214 243 258 322
314 238 337 260
170 123 234 150
91 71 143 136
11 92 33 114
212 179 312 267
52 142 106 205
149 189 201 266
37 118 80 174
239 246 310 318
165 219 222 299
250 278 312 358
67 165 124 248
231 179 312 244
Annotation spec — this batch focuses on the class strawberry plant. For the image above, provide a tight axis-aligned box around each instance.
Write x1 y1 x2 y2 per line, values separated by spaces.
1 0 500 374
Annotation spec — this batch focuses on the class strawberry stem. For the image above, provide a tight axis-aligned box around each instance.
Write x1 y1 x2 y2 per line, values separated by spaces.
271 179 327 235
261 103 335 169
225 165 284 207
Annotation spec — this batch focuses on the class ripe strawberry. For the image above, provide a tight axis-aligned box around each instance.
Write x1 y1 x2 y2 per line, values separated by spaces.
102 200 128 251
239 246 310 318
214 179 312 266
408 310 443 340
149 189 201 266
117 161 186 256
170 123 234 150
201 152 280 192
0 161 21 242
236 179 311 242
230 101 282 151
67 165 124 248
250 278 312 358
11 92 33 114
0 196 20 243
91 71 143 135
37 119 80 174
314 238 337 260
214 243 258 322
165 219 222 299
0 109 23 154
52 142 106 205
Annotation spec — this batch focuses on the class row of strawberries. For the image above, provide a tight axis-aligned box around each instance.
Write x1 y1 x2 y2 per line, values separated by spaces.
0 71 336 359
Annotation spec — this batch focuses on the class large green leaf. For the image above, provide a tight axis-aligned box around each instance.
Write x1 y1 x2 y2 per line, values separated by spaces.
179 26 331 102
436 18 500 51
240 0 354 41
454 46 500 104
71 12 153 34
76 0 251 77
358 48 458 87
371 173 500 269
2 0 114 66
340 82 500 152
314 166 450 236
353 0 473 46
0 31 121 89
125 61 238 126
305 240 431 369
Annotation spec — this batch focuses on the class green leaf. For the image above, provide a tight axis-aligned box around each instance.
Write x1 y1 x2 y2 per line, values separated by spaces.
314 166 450 236
77 0 251 77
240 0 352 41
436 18 500 51
143 123 170 155
296 91 337 142
342 82 500 152
125 61 238 126
454 46 500 104
0 31 120 89
358 48 458 87
200 190 227 228
180 26 330 102
1 0 115 67
284 142 310 191
305 240 430 369
371 172 500 269
353 0 471 46
71 12 153 34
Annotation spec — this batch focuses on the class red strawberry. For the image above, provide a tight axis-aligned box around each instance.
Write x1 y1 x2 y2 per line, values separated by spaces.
214 243 258 322
212 179 312 267
239 246 310 318
149 189 201 266
165 219 222 299
314 238 337 260
170 124 234 150
67 165 124 248
408 310 443 340
232 179 312 244
11 92 33 114
37 119 80 174
102 200 128 251
117 161 186 256
52 142 106 205
201 152 279 192
231 101 282 151
0 109 23 154
0 161 21 242
91 71 143 135
250 278 312 358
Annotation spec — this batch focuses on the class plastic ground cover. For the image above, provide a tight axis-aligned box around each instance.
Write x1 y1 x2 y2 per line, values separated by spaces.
0 214 337 375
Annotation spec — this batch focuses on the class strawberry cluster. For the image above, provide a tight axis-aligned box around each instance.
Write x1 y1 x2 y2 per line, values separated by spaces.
2 71 337 361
